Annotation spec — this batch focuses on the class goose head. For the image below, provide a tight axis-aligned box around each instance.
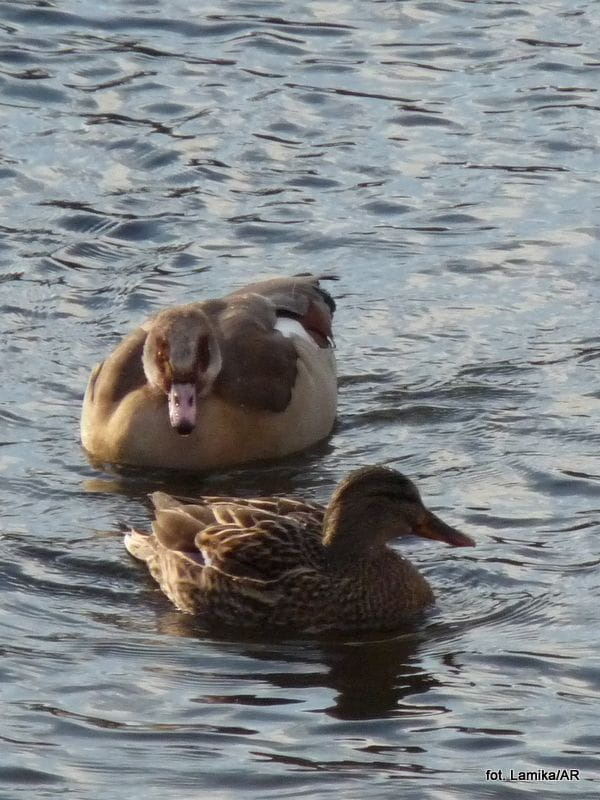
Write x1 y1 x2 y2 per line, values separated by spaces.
142 306 223 435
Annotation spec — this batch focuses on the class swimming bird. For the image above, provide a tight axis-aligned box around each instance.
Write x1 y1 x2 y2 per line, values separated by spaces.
81 274 337 471
125 466 475 634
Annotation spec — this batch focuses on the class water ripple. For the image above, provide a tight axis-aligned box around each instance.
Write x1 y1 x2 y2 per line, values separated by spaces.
2 0 600 797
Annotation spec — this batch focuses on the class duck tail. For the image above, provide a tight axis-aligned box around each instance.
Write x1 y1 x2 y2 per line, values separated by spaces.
124 528 154 561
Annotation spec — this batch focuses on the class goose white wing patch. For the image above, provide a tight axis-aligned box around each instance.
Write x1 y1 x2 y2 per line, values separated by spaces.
274 316 317 346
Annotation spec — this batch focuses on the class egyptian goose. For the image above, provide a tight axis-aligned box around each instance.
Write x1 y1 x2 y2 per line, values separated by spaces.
125 466 475 634
81 275 337 471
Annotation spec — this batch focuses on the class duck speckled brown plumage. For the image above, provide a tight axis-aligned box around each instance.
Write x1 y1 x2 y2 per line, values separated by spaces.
125 466 475 634
81 274 337 471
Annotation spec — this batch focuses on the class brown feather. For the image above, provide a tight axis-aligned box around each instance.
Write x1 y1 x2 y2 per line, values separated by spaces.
124 467 474 634
81 274 338 470
89 327 147 406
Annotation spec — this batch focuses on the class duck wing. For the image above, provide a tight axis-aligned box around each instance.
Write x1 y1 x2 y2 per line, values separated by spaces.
197 515 323 583
149 491 326 582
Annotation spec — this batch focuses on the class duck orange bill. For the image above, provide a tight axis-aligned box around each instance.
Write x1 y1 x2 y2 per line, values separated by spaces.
414 510 475 547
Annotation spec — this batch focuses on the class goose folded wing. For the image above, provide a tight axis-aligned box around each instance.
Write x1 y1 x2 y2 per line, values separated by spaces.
226 274 336 346
87 327 147 407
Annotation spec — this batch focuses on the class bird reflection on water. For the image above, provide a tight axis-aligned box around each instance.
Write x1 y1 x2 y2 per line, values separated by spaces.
146 610 443 722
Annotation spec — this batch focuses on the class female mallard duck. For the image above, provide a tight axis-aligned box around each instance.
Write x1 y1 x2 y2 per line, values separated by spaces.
81 274 337 471
125 466 475 634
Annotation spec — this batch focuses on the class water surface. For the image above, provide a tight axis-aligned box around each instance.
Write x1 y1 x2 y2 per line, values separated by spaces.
1 0 599 797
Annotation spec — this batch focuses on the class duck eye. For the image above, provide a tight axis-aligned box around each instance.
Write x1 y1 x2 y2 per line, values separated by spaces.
155 340 169 364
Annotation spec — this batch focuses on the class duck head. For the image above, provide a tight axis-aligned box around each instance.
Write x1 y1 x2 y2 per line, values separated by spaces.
142 306 223 435
323 466 475 564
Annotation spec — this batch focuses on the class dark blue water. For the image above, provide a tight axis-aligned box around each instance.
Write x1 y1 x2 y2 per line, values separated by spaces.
1 0 599 797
